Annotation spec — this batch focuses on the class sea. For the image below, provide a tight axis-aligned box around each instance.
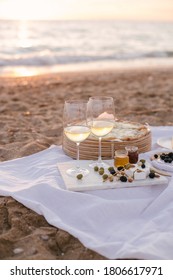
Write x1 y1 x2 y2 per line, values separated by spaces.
0 19 173 76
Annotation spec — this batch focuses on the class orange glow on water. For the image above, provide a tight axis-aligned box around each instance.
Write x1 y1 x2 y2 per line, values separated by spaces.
1 67 41 77
12 67 38 77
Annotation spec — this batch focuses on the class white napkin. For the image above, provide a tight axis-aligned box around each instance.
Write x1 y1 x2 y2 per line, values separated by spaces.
0 126 173 260
152 160 173 172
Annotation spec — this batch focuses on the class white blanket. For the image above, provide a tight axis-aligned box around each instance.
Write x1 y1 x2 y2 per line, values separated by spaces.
0 126 173 259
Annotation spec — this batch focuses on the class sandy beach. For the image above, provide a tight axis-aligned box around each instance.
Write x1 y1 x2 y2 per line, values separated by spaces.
0 67 173 260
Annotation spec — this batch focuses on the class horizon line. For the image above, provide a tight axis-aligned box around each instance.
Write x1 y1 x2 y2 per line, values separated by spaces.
0 18 173 23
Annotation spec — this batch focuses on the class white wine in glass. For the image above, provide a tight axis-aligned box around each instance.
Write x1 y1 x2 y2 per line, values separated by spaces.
63 100 91 177
87 96 115 168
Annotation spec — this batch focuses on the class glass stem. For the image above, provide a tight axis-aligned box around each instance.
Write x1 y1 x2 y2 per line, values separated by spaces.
76 142 80 170
98 137 102 163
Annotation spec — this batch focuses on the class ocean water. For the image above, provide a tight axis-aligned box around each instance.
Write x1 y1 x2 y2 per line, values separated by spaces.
0 20 173 76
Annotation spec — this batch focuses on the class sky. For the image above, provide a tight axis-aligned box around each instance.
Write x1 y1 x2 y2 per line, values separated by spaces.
0 0 173 21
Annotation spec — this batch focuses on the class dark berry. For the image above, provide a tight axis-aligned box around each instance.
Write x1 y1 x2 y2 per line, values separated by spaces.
160 155 165 160
110 169 116 175
154 154 158 159
117 166 124 171
141 163 146 169
168 152 173 159
168 158 172 163
120 175 127 182
149 172 155 179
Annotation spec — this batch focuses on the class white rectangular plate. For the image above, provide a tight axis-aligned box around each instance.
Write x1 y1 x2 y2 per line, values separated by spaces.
57 160 168 192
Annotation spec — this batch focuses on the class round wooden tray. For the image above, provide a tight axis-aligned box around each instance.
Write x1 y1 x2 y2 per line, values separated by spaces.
62 121 152 160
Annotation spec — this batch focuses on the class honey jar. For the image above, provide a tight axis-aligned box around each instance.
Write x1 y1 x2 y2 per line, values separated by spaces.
114 149 129 167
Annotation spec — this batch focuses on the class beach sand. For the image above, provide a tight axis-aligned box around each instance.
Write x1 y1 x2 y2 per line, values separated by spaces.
0 67 173 260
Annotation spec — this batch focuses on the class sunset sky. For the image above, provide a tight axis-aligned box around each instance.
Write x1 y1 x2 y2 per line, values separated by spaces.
0 0 173 21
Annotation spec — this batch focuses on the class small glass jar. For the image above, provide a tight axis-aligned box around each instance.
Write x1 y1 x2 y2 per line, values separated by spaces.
114 149 129 167
125 146 139 164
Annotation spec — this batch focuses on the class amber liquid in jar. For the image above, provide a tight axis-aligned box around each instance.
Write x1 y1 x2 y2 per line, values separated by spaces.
114 150 129 167
125 146 139 164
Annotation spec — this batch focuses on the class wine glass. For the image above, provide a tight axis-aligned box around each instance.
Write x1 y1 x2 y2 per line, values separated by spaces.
87 96 115 168
63 99 91 177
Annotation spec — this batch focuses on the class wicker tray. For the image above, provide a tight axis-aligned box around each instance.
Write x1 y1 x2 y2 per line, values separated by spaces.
62 121 152 160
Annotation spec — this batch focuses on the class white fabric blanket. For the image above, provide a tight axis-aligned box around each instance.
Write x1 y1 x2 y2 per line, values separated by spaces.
0 126 173 260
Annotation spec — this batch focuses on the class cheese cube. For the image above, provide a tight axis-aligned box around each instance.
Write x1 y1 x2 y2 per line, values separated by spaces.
124 163 150 181
134 166 150 180
125 168 135 177
134 170 147 180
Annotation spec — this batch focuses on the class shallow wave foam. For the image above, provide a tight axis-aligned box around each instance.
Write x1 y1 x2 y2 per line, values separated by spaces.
0 20 173 68
0 50 173 67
